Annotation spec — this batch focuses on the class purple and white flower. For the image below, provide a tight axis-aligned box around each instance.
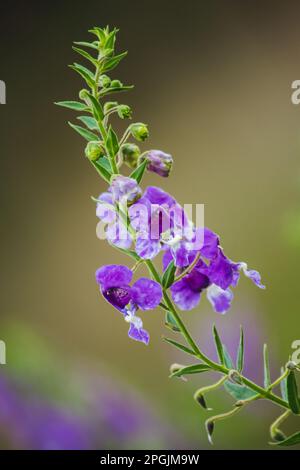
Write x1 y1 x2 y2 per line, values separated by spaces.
95 265 163 345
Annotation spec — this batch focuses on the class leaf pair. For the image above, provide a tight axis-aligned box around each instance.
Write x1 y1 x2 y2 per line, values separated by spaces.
212 325 244 372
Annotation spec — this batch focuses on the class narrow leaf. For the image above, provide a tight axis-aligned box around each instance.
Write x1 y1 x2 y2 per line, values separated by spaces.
72 46 98 66
224 381 258 401
236 326 244 373
170 364 211 378
223 345 234 370
85 92 104 120
55 100 89 111
212 325 224 365
68 122 98 141
69 63 95 88
102 51 128 73
91 160 111 183
163 337 196 357
162 261 176 289
287 370 300 414
74 41 98 50
280 367 288 402
270 431 300 447
165 311 180 332
100 85 134 97
263 344 271 389
129 159 148 183
77 116 98 130
106 126 119 158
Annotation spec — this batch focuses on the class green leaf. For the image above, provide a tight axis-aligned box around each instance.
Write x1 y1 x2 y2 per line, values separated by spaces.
72 46 98 67
105 28 118 50
212 325 224 365
100 85 134 97
263 344 271 389
287 370 300 414
91 160 111 183
223 345 234 370
129 159 148 184
224 381 258 401
114 247 140 262
270 431 300 447
89 27 106 43
102 51 128 73
55 100 89 111
97 156 112 172
170 364 212 378
74 41 98 50
69 63 95 88
77 116 98 130
163 337 196 357
105 126 119 158
236 326 244 373
280 367 288 401
165 311 180 332
68 122 98 141
162 260 176 289
85 92 104 120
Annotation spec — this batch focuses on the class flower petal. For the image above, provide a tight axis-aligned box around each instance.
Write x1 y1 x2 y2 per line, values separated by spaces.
110 176 142 204
106 221 132 250
128 324 150 345
95 265 133 290
135 235 161 259
171 278 201 311
206 284 233 314
239 263 265 289
131 278 162 310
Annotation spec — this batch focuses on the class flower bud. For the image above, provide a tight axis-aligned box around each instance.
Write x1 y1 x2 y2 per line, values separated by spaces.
130 123 149 142
140 149 173 177
104 101 118 113
117 104 132 119
120 143 140 168
85 141 105 161
79 89 89 101
99 74 111 88
110 175 142 205
110 79 123 88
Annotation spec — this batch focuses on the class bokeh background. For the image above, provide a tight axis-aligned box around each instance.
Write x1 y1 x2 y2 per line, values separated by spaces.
1 0 300 449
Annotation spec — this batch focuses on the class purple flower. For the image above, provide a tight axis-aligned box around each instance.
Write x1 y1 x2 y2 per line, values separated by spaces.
95 265 163 345
110 175 142 205
141 150 173 177
163 229 265 314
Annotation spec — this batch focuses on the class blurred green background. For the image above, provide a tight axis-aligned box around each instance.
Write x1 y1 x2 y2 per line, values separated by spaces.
1 0 300 449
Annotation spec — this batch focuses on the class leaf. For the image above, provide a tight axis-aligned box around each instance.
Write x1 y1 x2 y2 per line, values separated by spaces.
105 126 119 158
85 92 104 120
236 326 244 373
287 370 300 414
223 345 234 369
68 122 98 141
77 116 98 130
270 431 300 447
72 46 98 67
170 364 212 378
163 337 196 357
263 344 271 389
165 311 180 332
162 261 176 289
97 156 112 172
69 63 95 88
212 325 224 365
74 41 98 50
102 51 128 73
280 367 288 401
100 85 134 97
91 160 111 183
55 100 89 111
105 28 118 50
114 247 140 261
89 27 106 43
129 159 148 184
224 381 258 401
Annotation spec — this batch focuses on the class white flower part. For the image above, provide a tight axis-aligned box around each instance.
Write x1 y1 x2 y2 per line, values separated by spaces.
160 230 182 247
206 284 233 314
124 311 143 329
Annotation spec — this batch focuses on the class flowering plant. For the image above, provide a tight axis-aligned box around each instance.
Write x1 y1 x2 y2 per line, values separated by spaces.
56 26 300 447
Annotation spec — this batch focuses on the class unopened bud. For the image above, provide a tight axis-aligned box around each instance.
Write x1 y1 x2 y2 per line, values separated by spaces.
205 420 214 445
140 150 173 177
117 104 132 119
99 74 111 88
110 79 123 88
193 390 212 410
130 122 149 142
120 143 140 168
79 89 89 101
85 141 105 161
104 101 118 113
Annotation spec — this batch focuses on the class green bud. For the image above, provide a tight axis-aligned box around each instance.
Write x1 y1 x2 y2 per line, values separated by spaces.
104 101 118 113
79 89 89 101
110 79 123 88
120 143 140 168
117 104 132 119
99 74 111 88
84 141 105 161
130 122 149 142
